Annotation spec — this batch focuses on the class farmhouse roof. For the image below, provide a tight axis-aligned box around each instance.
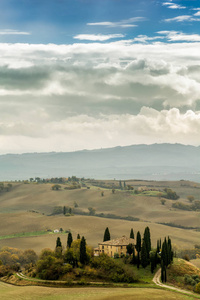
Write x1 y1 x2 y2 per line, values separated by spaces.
99 235 134 246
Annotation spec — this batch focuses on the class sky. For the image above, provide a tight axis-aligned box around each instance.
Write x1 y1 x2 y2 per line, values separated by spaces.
0 0 200 154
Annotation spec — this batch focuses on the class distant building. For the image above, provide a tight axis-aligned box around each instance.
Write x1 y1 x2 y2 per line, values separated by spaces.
53 229 60 233
96 235 135 257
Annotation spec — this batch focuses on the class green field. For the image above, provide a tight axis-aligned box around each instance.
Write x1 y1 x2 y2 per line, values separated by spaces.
0 285 196 300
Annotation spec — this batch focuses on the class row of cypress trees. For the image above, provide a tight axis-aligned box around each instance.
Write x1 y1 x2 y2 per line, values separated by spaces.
56 232 87 265
102 226 173 281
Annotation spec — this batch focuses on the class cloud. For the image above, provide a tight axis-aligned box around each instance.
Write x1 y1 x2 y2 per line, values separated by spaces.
0 29 30 35
164 15 200 22
158 30 200 42
0 108 200 154
87 17 145 28
0 41 200 152
194 11 200 16
162 2 186 9
133 35 164 43
73 34 125 41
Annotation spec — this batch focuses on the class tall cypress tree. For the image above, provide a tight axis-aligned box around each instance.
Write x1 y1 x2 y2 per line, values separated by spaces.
144 227 151 257
141 239 148 268
56 237 62 248
130 228 134 239
131 247 137 265
103 227 111 242
136 231 141 269
77 233 80 239
67 232 73 248
80 236 87 264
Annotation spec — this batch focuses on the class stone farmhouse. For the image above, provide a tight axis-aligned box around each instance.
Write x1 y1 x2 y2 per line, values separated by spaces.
94 235 135 257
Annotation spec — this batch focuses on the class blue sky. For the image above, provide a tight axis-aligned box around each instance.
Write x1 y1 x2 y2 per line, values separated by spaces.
1 0 200 44
0 0 200 153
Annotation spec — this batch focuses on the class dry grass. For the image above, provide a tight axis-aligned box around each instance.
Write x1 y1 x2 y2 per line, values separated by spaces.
0 180 200 253
0 285 194 300
0 181 200 228
0 213 200 253
191 260 200 269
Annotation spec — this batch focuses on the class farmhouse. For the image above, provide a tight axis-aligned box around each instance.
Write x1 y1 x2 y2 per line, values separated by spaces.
96 235 135 257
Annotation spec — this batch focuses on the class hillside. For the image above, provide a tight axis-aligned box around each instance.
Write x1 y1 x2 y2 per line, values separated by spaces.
0 143 200 182
0 180 200 252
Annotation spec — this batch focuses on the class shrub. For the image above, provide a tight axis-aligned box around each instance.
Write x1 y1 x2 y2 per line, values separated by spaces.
195 282 200 294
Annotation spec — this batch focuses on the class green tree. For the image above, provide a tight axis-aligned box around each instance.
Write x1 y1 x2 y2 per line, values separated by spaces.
126 244 134 256
80 236 87 265
88 207 96 215
144 227 151 258
141 239 148 268
130 228 134 239
103 227 111 242
135 231 141 269
56 237 62 248
77 233 80 239
119 180 122 189
63 206 66 215
67 232 73 248
187 195 195 202
52 184 61 191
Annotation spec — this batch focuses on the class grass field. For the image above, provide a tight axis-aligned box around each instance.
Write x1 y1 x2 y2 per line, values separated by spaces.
0 213 200 253
0 285 196 300
0 230 49 240
0 180 200 253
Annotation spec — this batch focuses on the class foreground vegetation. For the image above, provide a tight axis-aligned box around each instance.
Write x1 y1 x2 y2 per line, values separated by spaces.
0 285 194 300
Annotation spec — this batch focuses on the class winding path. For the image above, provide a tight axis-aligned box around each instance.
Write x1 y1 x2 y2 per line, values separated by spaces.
153 268 198 297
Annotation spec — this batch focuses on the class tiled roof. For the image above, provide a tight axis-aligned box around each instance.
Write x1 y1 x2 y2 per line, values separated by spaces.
99 235 135 246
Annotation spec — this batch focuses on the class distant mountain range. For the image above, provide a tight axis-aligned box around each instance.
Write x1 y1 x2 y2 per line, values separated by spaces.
0 143 200 182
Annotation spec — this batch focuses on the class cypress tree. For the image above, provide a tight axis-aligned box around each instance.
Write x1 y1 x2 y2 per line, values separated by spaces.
161 260 164 283
103 227 111 242
63 206 66 215
144 227 151 258
56 237 62 248
150 252 155 273
131 247 137 265
136 231 141 269
157 239 160 253
77 233 80 239
141 239 148 268
119 180 122 189
67 232 73 248
126 243 134 256
130 228 134 239
80 236 87 264
124 181 126 189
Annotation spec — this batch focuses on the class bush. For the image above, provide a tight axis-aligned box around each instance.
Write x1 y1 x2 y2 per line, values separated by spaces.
90 254 137 283
195 282 200 294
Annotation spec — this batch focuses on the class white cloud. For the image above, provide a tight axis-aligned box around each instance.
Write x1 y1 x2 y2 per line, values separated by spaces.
87 17 145 28
194 11 200 16
164 15 200 22
0 41 200 152
162 2 186 9
158 30 200 42
0 29 30 35
133 35 164 43
73 34 125 41
0 108 200 154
